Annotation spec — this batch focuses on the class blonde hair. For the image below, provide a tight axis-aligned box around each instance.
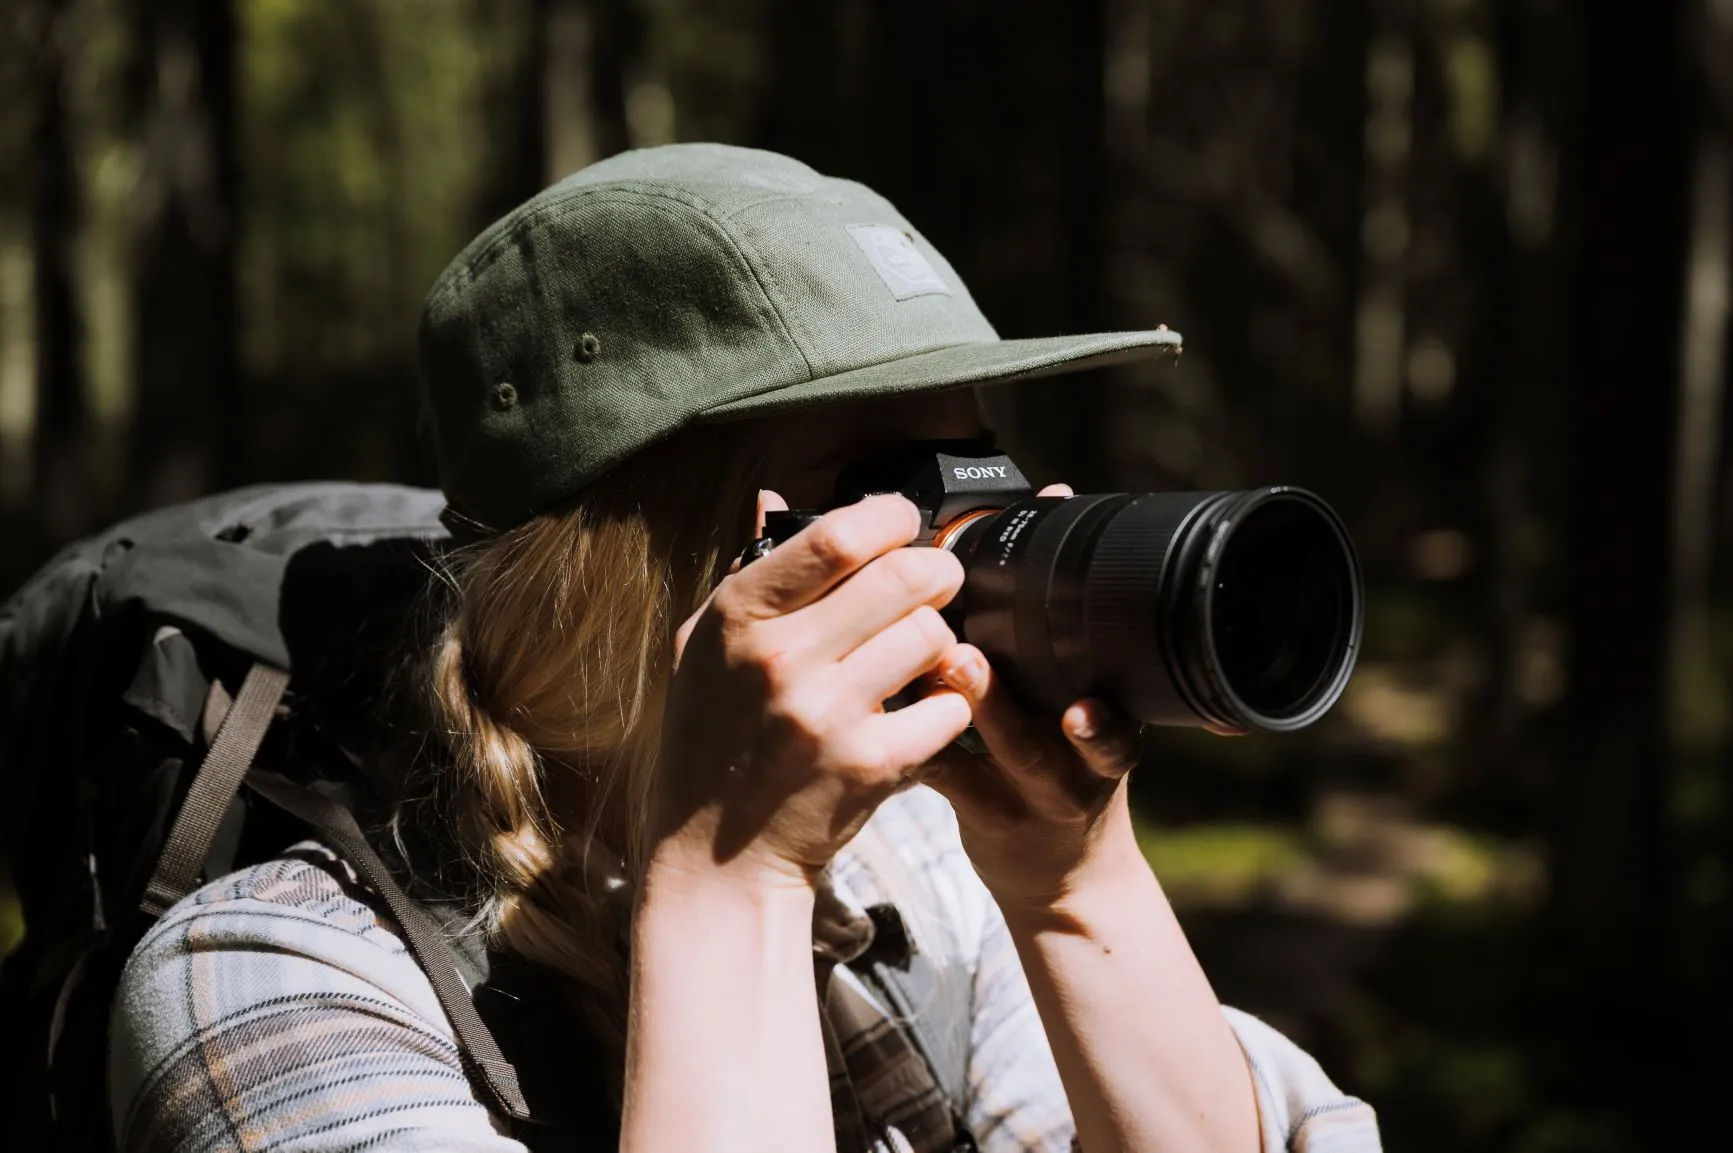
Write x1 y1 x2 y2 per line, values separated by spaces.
402 422 773 1098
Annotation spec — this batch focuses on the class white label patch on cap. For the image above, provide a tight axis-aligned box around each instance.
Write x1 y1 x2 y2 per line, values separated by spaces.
847 225 952 300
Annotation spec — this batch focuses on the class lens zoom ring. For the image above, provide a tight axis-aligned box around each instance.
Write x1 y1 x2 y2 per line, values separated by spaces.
1084 493 1222 723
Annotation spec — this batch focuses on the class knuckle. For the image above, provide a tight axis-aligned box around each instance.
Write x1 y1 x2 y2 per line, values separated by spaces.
771 692 831 750
929 547 965 593
748 642 800 694
835 731 898 785
805 519 867 573
907 604 955 652
756 646 799 694
716 604 754 650
710 579 748 622
875 547 956 604
725 624 784 682
871 548 927 600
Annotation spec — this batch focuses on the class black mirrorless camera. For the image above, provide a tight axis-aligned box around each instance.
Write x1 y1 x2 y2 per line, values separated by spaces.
742 439 1363 733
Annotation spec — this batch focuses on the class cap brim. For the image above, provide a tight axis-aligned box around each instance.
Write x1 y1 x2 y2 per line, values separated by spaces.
697 328 1183 421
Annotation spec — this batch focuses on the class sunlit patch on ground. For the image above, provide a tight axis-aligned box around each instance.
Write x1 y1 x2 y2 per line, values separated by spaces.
1135 792 1544 926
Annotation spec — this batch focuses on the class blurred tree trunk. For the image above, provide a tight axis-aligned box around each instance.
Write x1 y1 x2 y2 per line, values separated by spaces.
127 0 240 506
473 0 549 229
1546 0 1694 1105
1452 0 1571 818
1668 0 1731 759
1352 1 1413 441
541 0 635 183
588 0 638 159
26 0 89 540
1027 0 1110 488
1689 0 1733 1100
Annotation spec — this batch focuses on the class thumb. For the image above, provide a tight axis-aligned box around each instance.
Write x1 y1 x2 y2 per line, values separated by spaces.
685 490 796 663
725 489 792 579
756 488 789 533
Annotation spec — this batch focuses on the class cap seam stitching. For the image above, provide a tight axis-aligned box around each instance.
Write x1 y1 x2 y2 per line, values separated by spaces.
430 181 696 296
705 188 906 387
433 183 815 384
442 184 706 281
440 176 837 289
427 187 815 382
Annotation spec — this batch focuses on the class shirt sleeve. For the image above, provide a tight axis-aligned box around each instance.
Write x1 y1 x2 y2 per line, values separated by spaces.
1226 1007 1382 1153
108 844 526 1153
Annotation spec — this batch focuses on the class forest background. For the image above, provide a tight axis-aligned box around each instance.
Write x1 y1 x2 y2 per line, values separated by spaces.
4 2 1733 1150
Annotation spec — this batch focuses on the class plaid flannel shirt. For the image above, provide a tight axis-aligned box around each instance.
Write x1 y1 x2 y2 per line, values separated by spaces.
109 786 1381 1152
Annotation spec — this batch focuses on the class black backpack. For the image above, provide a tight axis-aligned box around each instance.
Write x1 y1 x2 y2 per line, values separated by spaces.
0 482 533 1152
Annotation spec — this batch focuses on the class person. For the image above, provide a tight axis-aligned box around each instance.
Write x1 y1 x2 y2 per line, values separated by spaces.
106 143 1381 1153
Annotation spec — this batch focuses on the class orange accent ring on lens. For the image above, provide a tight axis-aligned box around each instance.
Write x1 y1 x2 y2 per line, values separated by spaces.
932 507 1000 552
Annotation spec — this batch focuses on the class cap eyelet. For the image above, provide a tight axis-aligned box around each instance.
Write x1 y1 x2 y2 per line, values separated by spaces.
491 381 518 410
575 333 601 363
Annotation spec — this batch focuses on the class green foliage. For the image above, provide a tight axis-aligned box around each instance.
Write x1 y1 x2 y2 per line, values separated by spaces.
1135 819 1307 904
239 0 525 378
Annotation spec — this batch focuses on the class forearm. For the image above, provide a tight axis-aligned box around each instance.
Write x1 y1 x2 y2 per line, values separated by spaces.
1001 809 1260 1153
620 855 834 1153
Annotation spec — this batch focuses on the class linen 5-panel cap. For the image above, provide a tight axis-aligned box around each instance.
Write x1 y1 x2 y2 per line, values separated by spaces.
418 142 1183 533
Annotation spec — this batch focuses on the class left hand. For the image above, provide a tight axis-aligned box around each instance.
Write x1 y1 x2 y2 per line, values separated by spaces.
913 483 1151 916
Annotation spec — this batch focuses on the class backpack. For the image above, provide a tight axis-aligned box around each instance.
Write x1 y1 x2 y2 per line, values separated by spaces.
0 482 969 1153
0 482 531 1152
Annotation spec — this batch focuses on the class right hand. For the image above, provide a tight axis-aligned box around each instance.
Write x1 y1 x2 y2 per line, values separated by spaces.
651 490 972 889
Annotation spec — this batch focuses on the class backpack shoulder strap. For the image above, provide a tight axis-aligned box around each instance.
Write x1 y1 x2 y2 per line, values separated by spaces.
243 769 533 1124
139 663 290 916
128 652 533 1126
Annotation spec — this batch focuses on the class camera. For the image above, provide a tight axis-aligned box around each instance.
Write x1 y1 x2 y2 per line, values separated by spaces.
742 439 1364 733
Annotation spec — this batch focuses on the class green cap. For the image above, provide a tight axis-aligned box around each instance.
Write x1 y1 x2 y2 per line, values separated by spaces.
418 143 1181 532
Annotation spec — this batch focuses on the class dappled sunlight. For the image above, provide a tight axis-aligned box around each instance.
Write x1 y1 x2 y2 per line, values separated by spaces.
1338 663 1455 749
1135 794 1543 927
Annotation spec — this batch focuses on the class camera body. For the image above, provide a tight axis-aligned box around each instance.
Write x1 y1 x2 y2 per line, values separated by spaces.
743 439 1364 734
746 438 1033 560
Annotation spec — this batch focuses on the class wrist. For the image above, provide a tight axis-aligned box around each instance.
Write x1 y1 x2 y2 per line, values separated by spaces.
641 836 819 912
994 818 1157 935
626 834 831 1153
633 849 817 982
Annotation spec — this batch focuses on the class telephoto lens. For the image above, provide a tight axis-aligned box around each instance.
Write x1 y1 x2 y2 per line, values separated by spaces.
938 488 1363 732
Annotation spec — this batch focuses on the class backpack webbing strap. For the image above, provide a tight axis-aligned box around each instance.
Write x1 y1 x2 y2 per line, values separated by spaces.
140 663 291 917
243 769 534 1124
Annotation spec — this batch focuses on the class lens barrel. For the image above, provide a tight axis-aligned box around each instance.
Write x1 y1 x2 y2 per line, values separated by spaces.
944 488 1363 732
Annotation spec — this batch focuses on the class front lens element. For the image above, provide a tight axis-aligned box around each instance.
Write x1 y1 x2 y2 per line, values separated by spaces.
1206 497 1353 720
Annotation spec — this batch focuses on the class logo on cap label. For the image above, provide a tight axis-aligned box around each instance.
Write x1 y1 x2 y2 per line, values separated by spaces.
847 225 952 301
